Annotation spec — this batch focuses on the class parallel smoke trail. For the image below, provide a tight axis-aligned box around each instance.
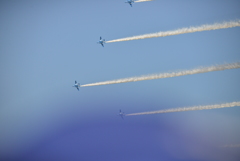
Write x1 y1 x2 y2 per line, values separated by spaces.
81 62 240 87
126 102 240 116
106 20 240 43
135 0 153 3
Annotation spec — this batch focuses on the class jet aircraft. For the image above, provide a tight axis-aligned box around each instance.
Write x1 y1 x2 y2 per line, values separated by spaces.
118 109 125 119
125 0 134 7
97 37 105 47
73 80 81 91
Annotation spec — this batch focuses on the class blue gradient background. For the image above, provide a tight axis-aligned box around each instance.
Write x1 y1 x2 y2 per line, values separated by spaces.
0 0 240 160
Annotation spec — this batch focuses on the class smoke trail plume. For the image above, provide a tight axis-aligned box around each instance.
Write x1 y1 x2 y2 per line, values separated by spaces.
220 144 240 148
106 20 240 43
126 102 240 116
135 0 153 3
81 62 240 87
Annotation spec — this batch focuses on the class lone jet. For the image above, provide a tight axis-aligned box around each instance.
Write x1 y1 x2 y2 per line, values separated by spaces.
118 109 125 119
73 80 81 91
97 36 105 47
125 0 134 7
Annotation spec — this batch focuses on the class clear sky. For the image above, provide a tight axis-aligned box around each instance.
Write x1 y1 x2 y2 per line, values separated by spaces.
0 0 240 160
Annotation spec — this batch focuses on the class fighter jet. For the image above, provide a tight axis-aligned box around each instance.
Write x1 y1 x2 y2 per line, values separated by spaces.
97 36 105 47
73 80 81 91
118 109 125 119
125 0 134 7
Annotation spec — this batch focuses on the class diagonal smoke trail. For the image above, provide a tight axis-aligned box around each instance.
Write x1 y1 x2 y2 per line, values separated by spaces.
135 0 153 3
126 102 240 116
81 62 240 87
106 20 240 43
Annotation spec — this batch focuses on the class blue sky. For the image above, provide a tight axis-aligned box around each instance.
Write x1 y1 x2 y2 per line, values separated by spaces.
0 0 240 160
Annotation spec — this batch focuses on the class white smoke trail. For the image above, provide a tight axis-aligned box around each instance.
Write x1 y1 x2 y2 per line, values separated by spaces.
220 144 240 148
126 102 240 116
135 0 153 3
106 20 240 43
81 62 240 87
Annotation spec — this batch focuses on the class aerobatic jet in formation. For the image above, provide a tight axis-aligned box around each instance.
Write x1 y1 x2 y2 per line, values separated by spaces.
73 80 81 91
118 109 125 119
125 0 134 7
97 37 105 47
